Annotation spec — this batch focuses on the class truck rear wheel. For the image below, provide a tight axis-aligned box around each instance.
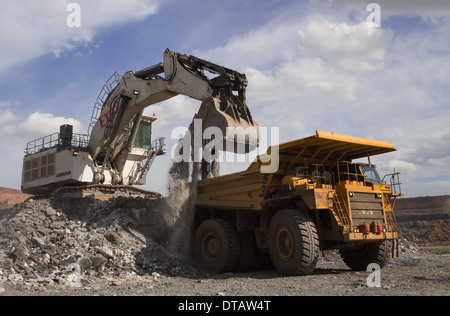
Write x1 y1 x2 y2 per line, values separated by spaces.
235 231 257 272
269 209 320 275
339 240 393 271
194 218 241 273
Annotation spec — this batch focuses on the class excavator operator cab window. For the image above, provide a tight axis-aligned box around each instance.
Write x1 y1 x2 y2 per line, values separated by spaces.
134 120 153 150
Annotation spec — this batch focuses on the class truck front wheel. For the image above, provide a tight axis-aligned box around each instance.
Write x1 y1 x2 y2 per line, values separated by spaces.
194 218 241 273
269 209 320 275
339 240 393 271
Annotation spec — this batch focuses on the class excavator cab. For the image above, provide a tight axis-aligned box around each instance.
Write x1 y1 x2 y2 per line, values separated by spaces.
134 120 152 150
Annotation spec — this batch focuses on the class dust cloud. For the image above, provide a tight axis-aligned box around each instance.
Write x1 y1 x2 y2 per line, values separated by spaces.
162 123 219 255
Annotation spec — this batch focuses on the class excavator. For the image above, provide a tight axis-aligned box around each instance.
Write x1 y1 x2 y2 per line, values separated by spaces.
21 49 259 198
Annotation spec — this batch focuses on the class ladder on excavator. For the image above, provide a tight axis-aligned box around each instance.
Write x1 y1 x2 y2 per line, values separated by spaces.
129 137 166 185
88 72 121 137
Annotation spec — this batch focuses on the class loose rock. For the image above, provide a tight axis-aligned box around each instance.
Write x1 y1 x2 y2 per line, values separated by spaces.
0 196 196 292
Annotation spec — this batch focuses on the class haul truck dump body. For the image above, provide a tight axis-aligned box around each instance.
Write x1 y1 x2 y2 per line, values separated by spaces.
194 131 402 275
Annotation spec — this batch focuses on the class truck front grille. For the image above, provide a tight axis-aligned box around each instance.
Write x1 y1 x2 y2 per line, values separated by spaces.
349 192 384 227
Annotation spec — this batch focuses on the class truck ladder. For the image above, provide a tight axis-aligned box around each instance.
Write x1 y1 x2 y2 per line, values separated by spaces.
385 198 399 258
332 192 351 228
385 208 398 233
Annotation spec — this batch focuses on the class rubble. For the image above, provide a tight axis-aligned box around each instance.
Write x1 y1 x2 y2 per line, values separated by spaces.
398 238 419 254
0 196 198 290
0 131 222 293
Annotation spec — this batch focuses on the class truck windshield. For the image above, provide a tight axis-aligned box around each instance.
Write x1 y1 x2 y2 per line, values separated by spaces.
363 165 382 183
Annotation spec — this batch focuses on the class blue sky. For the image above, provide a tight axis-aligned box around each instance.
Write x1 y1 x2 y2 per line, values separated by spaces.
1 0 450 197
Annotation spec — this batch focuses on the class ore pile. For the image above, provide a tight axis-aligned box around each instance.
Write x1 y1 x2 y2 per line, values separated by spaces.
0 196 197 289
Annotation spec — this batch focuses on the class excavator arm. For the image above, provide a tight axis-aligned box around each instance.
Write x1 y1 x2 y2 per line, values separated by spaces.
88 49 259 183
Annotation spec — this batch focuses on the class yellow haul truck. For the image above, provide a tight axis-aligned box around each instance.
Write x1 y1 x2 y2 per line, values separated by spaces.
194 131 402 275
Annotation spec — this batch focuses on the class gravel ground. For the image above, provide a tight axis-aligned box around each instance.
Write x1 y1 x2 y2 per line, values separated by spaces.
0 197 449 297
1 250 448 296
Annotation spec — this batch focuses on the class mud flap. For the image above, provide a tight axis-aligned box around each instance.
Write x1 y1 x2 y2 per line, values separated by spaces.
195 94 260 154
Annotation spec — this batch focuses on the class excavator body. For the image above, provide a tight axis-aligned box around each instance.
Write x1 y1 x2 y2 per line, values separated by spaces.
21 49 259 196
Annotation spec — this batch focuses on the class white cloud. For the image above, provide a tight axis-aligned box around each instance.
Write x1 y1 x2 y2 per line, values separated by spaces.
247 56 358 107
0 109 17 125
0 0 159 72
194 19 303 71
298 21 393 73
196 18 392 113
0 102 18 124
4 112 83 139
428 157 450 168
204 19 393 136
388 159 418 174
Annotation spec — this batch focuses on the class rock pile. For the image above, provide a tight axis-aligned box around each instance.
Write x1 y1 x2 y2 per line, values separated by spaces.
398 238 419 254
397 218 450 246
0 196 197 290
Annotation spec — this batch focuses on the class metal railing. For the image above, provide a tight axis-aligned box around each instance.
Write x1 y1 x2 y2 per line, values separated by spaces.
295 164 334 186
25 133 90 156
337 161 366 184
88 72 121 137
382 172 402 197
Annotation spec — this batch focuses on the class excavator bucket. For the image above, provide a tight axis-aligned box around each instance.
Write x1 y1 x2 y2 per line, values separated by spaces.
195 93 260 154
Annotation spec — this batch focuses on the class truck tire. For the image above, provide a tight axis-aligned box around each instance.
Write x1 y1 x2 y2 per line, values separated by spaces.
235 231 257 272
194 218 241 273
269 209 320 276
339 240 393 271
